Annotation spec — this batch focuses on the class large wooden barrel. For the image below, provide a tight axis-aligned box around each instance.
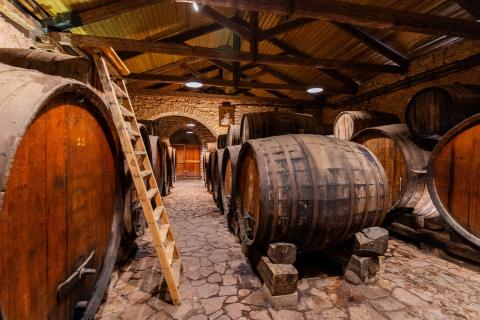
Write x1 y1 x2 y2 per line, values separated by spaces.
406 85 480 147
0 48 93 84
217 134 228 149
210 149 224 209
149 135 168 196
234 134 388 251
0 63 124 320
427 114 480 247
204 151 212 191
352 124 438 219
226 124 241 146
167 146 175 189
333 110 400 141
206 143 217 192
221 145 242 231
240 111 318 142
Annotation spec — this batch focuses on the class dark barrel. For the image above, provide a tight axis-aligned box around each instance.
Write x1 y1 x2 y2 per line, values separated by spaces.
334 110 400 141
149 135 169 196
427 114 480 247
205 143 217 192
221 145 242 231
352 124 437 219
210 149 224 209
0 63 124 320
240 111 319 142
217 134 228 149
405 85 480 147
235 134 388 251
226 124 241 146
204 151 211 191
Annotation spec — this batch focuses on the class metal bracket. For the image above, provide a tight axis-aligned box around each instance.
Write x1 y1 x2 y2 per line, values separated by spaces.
57 251 96 300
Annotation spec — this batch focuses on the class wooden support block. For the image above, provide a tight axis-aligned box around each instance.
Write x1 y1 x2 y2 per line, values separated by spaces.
353 227 389 257
267 242 297 264
256 256 298 296
344 255 380 285
262 284 298 307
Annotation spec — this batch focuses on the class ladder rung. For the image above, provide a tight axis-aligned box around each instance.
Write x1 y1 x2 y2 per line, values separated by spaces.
120 105 134 118
171 258 181 287
159 223 169 243
146 188 158 200
153 205 165 219
135 150 147 156
127 128 140 137
139 170 152 178
165 240 176 265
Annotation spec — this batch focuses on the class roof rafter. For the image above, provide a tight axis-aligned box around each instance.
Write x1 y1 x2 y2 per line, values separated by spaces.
453 0 480 19
52 33 404 74
188 0 480 38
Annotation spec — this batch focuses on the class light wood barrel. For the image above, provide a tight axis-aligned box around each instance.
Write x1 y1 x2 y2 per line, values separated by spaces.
235 134 388 251
226 124 241 146
406 85 480 147
240 111 318 142
333 110 400 141
0 63 124 320
221 145 242 231
217 134 228 149
352 124 438 219
428 114 480 247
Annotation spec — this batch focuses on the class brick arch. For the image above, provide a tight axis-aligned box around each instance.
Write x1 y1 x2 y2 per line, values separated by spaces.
154 112 219 138
152 115 216 146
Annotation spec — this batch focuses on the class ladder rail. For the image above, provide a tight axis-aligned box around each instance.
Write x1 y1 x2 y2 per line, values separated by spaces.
92 50 181 305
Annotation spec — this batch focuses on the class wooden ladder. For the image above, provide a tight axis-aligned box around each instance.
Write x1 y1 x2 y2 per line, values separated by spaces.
92 49 181 305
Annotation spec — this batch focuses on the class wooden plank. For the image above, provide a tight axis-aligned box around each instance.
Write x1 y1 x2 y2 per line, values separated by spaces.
43 0 166 30
102 47 130 76
128 89 318 107
189 0 480 38
258 18 316 41
200 6 250 39
52 33 404 74
0 0 41 31
454 0 480 19
333 23 409 67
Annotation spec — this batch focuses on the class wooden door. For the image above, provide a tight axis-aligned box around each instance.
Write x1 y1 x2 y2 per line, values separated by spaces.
173 144 201 178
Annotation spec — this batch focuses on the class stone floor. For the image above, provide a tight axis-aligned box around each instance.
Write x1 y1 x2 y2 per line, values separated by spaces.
96 180 480 320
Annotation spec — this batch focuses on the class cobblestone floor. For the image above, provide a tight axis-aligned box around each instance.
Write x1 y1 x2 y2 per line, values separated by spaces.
96 180 480 320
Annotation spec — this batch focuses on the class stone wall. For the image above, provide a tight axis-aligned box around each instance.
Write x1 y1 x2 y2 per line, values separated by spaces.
131 95 298 137
322 39 480 125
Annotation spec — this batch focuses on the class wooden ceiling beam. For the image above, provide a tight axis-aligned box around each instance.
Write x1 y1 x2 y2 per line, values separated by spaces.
453 0 480 19
128 89 318 107
126 73 348 93
42 0 165 31
258 18 316 41
199 5 250 39
267 37 360 90
188 0 480 38
120 23 223 60
333 22 409 68
52 33 404 73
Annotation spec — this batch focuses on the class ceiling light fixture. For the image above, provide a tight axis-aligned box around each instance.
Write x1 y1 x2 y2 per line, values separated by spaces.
185 80 203 88
306 87 324 94
186 131 194 134
186 123 196 127
192 2 199 12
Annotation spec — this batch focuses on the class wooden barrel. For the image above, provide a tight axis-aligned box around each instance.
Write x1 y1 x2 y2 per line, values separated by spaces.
0 48 93 84
149 135 168 196
167 146 175 189
352 124 438 219
221 145 242 231
204 151 212 191
212 149 225 210
406 85 480 147
427 114 480 247
234 134 388 251
226 124 241 146
0 63 124 320
217 134 228 149
333 110 400 141
240 111 319 142
207 142 217 153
